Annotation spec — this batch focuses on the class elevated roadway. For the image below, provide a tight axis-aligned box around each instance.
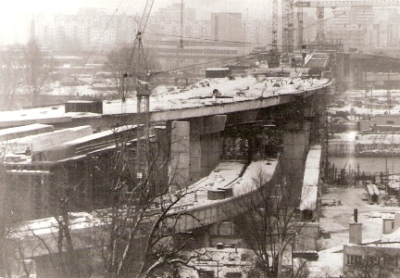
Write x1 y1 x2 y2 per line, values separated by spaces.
2 73 329 268
1 74 330 217
0 75 330 129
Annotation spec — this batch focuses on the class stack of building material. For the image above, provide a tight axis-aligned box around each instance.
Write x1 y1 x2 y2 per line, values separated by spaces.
6 125 93 155
0 123 54 142
33 125 138 162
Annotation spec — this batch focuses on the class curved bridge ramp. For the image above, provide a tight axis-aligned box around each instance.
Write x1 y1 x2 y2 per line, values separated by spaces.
167 159 282 233
10 160 282 258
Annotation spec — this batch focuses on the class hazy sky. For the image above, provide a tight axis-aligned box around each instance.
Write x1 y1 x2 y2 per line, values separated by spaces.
1 0 270 16
0 0 271 44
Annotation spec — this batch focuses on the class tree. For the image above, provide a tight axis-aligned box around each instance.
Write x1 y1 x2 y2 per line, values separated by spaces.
230 167 308 278
344 251 400 278
94 123 199 278
4 121 200 278
0 46 24 111
0 147 14 278
103 44 161 101
5 160 95 278
24 38 54 107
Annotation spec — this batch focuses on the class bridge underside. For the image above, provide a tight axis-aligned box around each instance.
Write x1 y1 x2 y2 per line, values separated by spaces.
337 53 400 91
168 92 326 209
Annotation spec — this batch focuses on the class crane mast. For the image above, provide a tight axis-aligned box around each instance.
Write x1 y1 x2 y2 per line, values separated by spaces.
180 0 184 49
134 0 154 186
272 0 278 52
282 0 294 61
315 6 327 45
269 0 280 67
297 0 304 48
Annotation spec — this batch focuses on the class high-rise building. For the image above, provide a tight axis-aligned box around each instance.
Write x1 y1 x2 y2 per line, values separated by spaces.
12 9 137 51
210 13 245 44
327 7 374 51
244 18 269 54
147 3 199 41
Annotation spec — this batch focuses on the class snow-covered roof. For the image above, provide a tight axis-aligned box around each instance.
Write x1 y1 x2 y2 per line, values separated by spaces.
308 252 343 277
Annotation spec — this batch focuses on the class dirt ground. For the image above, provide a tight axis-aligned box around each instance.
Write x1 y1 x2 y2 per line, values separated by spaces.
318 186 400 250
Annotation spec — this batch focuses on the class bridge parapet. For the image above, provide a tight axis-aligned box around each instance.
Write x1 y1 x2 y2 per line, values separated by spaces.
166 158 282 233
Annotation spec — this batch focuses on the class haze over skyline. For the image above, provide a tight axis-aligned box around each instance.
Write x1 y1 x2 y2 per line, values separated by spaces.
0 0 271 45
2 0 269 17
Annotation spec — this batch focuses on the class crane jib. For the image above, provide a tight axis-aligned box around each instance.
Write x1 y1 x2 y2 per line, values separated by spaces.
294 0 400 7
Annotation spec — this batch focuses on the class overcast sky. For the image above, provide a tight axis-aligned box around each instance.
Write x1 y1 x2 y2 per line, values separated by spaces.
1 0 270 17
0 0 271 44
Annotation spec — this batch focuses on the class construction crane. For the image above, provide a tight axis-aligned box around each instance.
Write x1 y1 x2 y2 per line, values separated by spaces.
272 0 278 52
269 0 295 65
176 0 184 69
294 0 400 46
132 0 154 185
268 0 281 67
297 0 304 48
282 0 295 59
180 0 184 49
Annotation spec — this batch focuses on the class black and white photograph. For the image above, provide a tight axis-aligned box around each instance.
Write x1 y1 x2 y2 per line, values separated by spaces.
0 0 400 277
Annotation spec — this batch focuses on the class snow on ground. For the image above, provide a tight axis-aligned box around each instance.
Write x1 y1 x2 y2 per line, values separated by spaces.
309 186 400 277
308 252 343 277
318 187 399 249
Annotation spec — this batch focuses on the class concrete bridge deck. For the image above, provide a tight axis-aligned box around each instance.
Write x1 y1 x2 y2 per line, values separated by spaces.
167 159 280 233
0 75 330 129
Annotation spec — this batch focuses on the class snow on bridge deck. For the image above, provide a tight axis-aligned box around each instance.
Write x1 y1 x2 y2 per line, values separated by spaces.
167 159 280 232
0 76 330 127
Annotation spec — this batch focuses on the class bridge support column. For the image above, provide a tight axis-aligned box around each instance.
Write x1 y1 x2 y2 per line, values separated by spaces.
169 121 190 192
190 115 226 181
168 116 226 191
189 131 201 184
282 122 311 206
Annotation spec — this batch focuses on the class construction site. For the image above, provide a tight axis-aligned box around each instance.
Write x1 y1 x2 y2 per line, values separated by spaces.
3 0 400 277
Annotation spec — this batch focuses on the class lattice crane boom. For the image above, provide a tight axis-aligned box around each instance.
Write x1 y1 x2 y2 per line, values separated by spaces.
269 0 282 67
272 0 278 52
295 0 400 7
297 0 304 48
282 0 295 57
131 0 154 72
